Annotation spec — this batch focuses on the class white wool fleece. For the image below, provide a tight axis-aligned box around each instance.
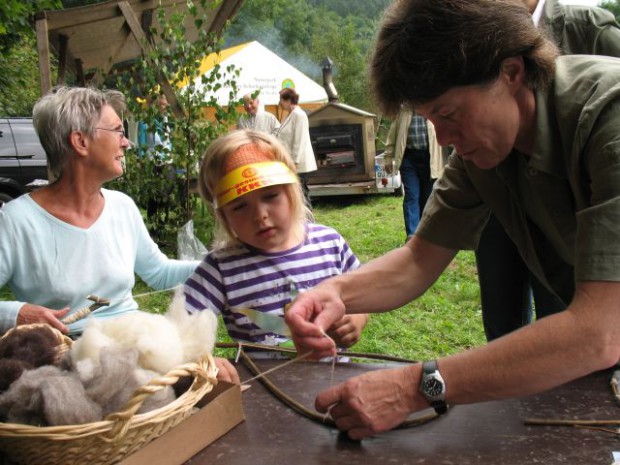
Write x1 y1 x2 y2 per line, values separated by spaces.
97 311 185 374
166 286 217 363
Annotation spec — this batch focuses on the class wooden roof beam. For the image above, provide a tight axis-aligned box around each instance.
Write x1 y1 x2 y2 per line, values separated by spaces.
118 1 184 118
42 0 177 30
89 27 134 87
35 15 52 95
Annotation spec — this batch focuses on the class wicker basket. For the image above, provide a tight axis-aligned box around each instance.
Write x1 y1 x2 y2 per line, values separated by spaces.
0 323 73 364
0 324 218 465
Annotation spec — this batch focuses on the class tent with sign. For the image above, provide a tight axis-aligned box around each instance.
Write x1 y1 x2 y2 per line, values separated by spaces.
188 40 328 121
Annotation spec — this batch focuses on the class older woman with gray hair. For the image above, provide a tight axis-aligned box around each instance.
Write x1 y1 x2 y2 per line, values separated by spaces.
0 87 197 337
0 86 240 384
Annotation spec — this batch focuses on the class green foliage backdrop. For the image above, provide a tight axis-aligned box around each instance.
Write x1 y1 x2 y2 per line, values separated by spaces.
109 0 242 246
222 0 391 112
3 0 620 116
601 0 620 17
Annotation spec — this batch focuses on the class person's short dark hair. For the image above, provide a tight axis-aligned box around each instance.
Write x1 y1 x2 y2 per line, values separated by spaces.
279 88 300 105
370 0 559 116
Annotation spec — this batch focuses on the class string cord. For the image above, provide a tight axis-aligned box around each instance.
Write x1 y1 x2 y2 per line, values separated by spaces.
132 287 178 299
241 351 314 385
228 342 439 429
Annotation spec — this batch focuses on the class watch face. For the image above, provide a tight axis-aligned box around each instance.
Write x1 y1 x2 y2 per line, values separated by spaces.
423 378 444 396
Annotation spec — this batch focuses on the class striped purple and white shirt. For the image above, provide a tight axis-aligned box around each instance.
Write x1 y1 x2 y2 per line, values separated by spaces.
184 223 360 344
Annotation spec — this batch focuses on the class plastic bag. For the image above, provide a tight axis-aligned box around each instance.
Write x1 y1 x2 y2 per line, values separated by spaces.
177 220 207 260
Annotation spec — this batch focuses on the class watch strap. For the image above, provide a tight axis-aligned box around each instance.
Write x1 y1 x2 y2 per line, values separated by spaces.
430 400 448 415
423 360 439 374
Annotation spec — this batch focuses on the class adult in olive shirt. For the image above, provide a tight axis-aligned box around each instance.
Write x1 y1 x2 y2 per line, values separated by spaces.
477 0 620 340
284 0 620 440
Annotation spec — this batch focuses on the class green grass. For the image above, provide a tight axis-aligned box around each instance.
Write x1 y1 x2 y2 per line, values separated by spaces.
0 194 486 361
309 195 485 360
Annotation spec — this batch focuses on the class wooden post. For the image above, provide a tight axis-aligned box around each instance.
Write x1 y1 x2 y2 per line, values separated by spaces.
56 34 69 86
35 15 52 96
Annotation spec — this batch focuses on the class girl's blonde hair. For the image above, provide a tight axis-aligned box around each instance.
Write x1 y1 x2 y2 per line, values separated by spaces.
198 129 313 249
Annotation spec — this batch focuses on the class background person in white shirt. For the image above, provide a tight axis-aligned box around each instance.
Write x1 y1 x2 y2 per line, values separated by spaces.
275 87 317 206
237 93 280 134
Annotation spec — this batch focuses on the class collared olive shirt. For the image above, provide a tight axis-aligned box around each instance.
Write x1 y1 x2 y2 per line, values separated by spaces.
417 55 620 304
542 0 620 56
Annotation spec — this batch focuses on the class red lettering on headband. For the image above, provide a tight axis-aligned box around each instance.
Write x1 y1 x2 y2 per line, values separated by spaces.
236 180 266 195
232 176 259 191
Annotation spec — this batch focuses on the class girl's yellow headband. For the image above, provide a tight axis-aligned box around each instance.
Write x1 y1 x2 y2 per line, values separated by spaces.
214 161 298 208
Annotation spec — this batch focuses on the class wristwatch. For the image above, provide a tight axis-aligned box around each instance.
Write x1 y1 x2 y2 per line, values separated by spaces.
419 360 448 414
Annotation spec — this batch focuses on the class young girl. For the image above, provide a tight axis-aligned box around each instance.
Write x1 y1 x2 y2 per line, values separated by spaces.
184 129 368 348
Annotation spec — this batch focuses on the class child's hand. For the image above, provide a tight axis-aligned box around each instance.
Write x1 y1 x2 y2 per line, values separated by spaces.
214 357 240 384
327 314 369 348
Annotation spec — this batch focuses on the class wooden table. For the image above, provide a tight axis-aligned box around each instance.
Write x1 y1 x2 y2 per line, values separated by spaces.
185 359 619 465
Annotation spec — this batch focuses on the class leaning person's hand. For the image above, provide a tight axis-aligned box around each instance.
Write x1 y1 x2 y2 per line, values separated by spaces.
214 357 240 384
328 314 369 348
315 364 418 440
284 287 344 359
16 303 70 333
